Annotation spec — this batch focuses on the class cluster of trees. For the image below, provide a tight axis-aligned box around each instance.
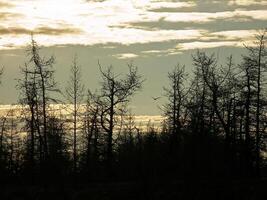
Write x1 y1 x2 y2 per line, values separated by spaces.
0 32 266 185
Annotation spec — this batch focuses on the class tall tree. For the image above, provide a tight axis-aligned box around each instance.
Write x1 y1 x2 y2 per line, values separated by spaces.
81 90 101 176
97 62 143 172
243 30 267 175
163 64 189 144
29 36 59 162
192 51 232 137
17 64 38 174
17 36 59 174
65 55 84 174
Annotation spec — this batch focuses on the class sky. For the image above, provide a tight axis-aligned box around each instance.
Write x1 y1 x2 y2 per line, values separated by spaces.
0 0 266 115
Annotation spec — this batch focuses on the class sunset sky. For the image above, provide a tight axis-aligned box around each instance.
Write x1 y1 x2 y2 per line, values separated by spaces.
0 0 266 115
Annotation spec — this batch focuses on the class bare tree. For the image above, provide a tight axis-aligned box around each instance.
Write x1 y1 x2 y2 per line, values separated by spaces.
97 62 143 171
82 90 101 171
163 64 189 144
17 36 59 173
243 30 267 175
17 63 38 172
192 51 232 137
65 55 84 174
30 36 60 161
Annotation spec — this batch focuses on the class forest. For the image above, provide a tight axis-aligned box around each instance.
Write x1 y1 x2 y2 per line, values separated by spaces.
0 31 267 199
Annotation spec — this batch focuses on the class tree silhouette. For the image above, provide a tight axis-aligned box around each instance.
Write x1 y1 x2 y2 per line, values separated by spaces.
65 55 84 175
243 30 267 176
162 64 189 148
97 62 143 174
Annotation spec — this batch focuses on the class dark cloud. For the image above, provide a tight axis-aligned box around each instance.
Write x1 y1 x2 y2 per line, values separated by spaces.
35 26 83 35
0 26 82 35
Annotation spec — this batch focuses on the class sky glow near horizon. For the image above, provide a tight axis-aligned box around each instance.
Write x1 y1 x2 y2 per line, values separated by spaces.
0 0 266 115
0 104 164 130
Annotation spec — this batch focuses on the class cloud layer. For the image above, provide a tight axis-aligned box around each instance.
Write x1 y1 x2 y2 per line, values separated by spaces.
0 0 266 53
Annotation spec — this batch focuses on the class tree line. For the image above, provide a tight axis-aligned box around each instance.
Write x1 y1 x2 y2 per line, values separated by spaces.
0 31 266 185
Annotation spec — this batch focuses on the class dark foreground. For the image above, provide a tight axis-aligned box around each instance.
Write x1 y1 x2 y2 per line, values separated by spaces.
1 179 267 200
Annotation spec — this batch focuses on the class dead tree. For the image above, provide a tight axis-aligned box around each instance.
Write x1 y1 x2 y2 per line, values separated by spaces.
97 62 143 171
17 64 38 172
82 90 101 170
65 55 84 174
243 30 267 176
29 36 59 162
17 36 59 173
163 64 189 144
192 51 232 138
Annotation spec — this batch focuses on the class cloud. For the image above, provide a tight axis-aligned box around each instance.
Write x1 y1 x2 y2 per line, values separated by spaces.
0 0 266 50
210 30 257 40
0 26 82 35
113 53 139 59
34 26 82 35
228 0 267 6
121 18 266 34
0 27 29 35
142 48 181 56
142 1 196 10
162 10 267 23
177 41 241 50
0 12 22 20
0 1 13 8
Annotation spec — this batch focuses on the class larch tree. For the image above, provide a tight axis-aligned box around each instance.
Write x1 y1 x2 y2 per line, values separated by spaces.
243 30 267 176
65 55 84 174
18 36 59 173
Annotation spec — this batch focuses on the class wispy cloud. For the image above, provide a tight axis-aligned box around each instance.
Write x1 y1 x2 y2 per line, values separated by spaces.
113 53 139 59
0 26 82 35
141 1 196 10
178 41 241 51
228 0 267 6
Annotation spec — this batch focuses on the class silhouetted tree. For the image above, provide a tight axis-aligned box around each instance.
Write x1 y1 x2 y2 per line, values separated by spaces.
80 90 101 178
162 64 189 149
46 115 70 182
97 62 143 173
65 55 84 174
246 30 267 175
17 36 60 179
240 30 267 176
17 63 38 178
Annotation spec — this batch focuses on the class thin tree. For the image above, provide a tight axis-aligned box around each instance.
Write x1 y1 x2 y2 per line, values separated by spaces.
17 64 38 173
65 55 84 174
163 64 189 144
82 90 101 173
243 30 267 175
